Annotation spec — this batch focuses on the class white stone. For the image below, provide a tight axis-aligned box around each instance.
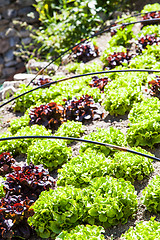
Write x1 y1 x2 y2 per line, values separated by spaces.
13 73 36 81
13 73 51 82
3 80 23 88
26 59 58 72
2 86 16 100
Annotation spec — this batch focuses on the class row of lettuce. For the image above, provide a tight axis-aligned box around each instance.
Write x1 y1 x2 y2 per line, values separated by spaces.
1 4 160 240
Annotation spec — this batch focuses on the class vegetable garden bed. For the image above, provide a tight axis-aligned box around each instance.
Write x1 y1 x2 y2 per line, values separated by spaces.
0 3 160 240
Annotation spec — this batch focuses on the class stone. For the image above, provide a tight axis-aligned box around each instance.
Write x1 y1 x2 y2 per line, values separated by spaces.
5 28 17 37
21 37 31 45
0 32 5 39
0 64 3 75
0 0 10 7
26 11 39 23
13 73 50 82
2 9 17 19
16 0 35 6
5 60 17 67
4 49 14 62
26 59 58 73
19 30 30 38
9 36 20 47
0 39 10 54
1 86 16 100
0 56 4 65
3 80 23 88
0 19 9 26
18 7 34 17
2 67 15 77
13 73 36 81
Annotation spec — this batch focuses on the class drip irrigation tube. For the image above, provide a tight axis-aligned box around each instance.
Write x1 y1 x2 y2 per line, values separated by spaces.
0 135 159 161
27 16 160 86
1 69 160 109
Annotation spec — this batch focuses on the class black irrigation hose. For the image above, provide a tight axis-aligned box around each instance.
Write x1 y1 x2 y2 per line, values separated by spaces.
26 16 160 87
0 135 160 162
1 69 160 109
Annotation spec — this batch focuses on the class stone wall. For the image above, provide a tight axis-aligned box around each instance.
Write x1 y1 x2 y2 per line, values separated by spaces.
0 0 39 85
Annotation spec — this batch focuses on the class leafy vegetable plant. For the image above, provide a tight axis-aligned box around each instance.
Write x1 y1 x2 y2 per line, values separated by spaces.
72 40 99 62
127 97 160 147
103 79 143 115
121 217 160 239
0 156 56 239
89 75 111 92
129 53 157 69
141 3 160 13
84 176 138 227
55 120 85 143
108 23 135 47
28 186 85 239
148 75 160 98
58 147 154 188
27 139 72 170
3 162 56 201
108 147 154 183
57 150 108 188
137 25 160 38
28 176 137 238
80 127 126 156
13 83 61 112
33 77 53 87
63 95 104 122
142 175 160 213
55 224 105 240
65 62 102 74
9 113 30 135
135 33 160 53
101 46 134 69
0 176 5 198
0 195 34 239
0 125 52 156
29 102 64 131
0 152 15 176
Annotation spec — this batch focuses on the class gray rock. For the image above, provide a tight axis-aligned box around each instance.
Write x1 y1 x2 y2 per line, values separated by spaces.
19 30 30 38
5 28 17 37
3 80 23 88
2 9 17 19
26 59 58 73
0 56 4 65
0 39 10 54
13 73 36 81
0 32 5 39
18 7 34 17
4 49 14 62
9 36 20 47
5 60 17 67
1 86 16 100
0 19 9 26
0 64 3 75
16 0 35 6
0 0 10 7
2 67 15 77
22 37 32 45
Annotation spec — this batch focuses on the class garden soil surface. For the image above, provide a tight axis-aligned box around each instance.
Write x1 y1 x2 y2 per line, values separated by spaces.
0 24 160 240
